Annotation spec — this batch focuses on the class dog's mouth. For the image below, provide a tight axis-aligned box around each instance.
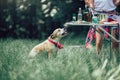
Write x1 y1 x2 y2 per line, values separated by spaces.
62 28 67 36
62 31 67 36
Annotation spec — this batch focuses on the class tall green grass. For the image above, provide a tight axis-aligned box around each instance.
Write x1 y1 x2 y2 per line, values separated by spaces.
0 35 120 80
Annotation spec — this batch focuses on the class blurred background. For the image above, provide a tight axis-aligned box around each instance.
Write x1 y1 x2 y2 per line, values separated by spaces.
0 0 120 39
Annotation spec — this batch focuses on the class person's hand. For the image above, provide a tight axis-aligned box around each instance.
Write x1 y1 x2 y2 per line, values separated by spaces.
84 0 90 6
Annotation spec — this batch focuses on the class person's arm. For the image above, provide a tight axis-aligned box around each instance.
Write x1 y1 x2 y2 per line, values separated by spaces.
84 0 94 9
113 0 120 6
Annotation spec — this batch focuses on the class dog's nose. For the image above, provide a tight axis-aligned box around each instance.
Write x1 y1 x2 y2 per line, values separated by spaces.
63 27 67 32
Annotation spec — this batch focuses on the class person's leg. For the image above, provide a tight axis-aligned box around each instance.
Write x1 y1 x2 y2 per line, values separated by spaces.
85 27 95 48
96 28 104 54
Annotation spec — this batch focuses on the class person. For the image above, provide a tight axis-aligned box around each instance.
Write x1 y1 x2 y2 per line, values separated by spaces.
84 0 120 57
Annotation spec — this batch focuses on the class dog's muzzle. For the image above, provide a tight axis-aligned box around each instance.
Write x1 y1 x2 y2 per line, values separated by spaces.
63 27 67 32
62 28 67 36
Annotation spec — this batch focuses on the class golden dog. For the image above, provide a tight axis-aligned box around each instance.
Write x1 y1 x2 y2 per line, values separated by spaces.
28 28 67 58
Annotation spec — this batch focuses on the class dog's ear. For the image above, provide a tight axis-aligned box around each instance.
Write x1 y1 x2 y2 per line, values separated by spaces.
50 34 56 39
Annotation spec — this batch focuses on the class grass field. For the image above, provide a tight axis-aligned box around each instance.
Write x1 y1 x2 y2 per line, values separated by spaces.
0 34 120 80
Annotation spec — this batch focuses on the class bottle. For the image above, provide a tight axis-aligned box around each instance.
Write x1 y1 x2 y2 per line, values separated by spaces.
72 14 76 21
77 8 82 22
92 16 98 24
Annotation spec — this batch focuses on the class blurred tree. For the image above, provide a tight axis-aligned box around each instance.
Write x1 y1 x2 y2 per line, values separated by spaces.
0 0 8 37
0 0 85 38
1 0 119 39
116 5 120 14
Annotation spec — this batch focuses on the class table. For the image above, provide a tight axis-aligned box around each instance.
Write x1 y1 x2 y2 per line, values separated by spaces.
64 21 120 61
64 21 120 42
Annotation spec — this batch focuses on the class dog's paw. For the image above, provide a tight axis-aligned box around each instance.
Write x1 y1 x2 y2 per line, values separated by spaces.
28 50 38 58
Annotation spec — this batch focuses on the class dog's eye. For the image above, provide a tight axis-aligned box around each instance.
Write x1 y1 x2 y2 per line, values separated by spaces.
58 29 61 32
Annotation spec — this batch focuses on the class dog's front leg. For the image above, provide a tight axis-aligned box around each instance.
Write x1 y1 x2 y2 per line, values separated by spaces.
48 52 51 59
48 50 52 59
28 50 38 58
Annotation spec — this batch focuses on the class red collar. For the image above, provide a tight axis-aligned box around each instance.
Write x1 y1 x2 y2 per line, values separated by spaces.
48 39 64 49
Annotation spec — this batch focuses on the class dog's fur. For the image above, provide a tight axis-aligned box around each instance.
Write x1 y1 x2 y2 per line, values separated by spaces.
28 28 67 58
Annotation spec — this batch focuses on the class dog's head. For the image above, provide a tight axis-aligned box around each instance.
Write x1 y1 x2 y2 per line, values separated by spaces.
50 28 67 40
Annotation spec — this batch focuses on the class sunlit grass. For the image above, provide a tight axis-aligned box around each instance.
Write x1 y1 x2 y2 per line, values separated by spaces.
0 34 119 80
